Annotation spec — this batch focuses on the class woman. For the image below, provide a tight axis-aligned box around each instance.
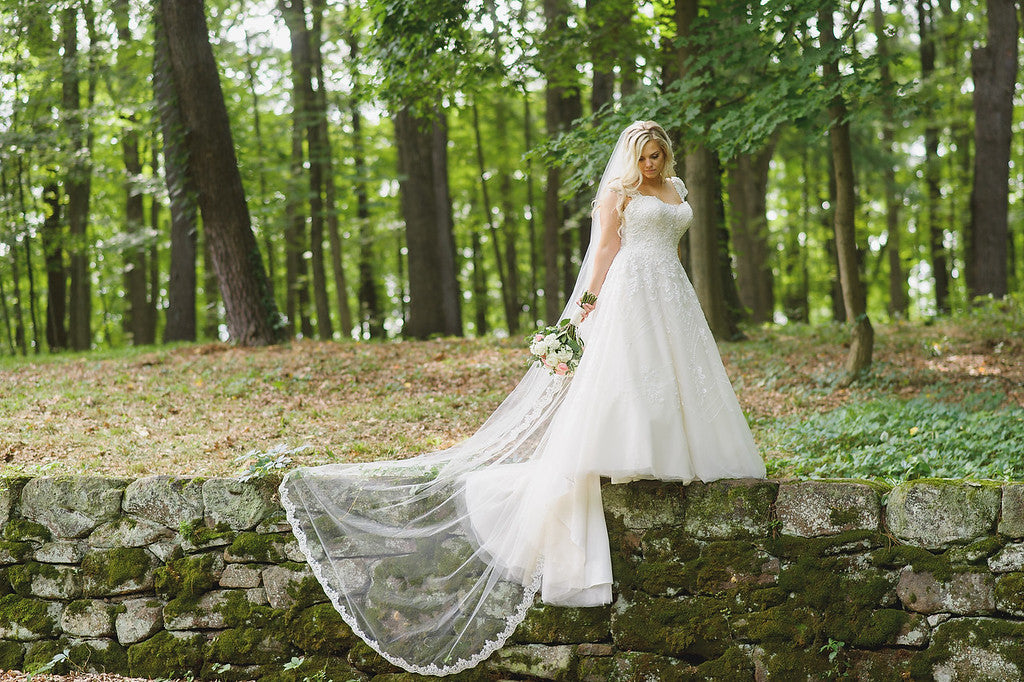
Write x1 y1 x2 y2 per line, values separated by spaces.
280 120 766 676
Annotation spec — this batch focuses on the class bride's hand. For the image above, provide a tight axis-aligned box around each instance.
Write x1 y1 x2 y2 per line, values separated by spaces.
578 301 596 321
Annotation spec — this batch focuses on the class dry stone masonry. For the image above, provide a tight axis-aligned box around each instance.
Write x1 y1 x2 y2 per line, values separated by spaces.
0 475 1022 680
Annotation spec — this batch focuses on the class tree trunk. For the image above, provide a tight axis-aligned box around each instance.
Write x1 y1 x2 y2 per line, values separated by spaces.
154 4 198 343
311 0 353 338
819 7 873 380
159 0 282 346
42 181 68 351
874 0 908 318
524 95 540 323
969 0 1017 299
62 6 93 351
394 106 462 338
587 0 614 116
728 139 777 323
917 0 949 313
279 0 332 339
676 0 732 339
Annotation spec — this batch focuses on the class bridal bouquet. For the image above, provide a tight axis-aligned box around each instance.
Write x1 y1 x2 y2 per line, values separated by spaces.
527 292 596 377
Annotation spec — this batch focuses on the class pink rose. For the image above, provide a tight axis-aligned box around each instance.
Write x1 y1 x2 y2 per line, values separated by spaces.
555 362 569 375
534 334 544 342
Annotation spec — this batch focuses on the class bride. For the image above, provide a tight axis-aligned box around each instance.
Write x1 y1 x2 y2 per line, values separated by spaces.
280 120 766 676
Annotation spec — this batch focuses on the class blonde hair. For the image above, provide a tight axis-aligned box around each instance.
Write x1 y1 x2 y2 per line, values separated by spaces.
605 121 675 220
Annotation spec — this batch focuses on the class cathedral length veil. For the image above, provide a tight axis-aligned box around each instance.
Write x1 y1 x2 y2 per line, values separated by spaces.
279 125 641 676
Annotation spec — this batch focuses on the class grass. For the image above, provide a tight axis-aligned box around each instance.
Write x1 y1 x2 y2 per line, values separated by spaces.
0 300 1021 482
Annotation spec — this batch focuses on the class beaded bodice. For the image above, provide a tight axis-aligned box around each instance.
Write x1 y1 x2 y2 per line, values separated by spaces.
619 177 693 258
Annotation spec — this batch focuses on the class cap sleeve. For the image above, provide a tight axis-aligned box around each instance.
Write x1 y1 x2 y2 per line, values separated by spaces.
671 176 688 201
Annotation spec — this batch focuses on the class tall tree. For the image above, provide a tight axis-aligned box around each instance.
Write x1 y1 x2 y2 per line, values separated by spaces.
279 0 333 340
874 0 908 318
62 5 93 351
918 0 949 313
968 0 1017 299
819 5 873 379
728 139 777 323
675 0 734 339
158 0 282 345
153 1 198 343
394 107 462 338
42 181 68 350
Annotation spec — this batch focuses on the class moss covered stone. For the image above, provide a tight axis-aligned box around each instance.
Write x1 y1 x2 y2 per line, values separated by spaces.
693 645 755 680
60 598 118 637
206 626 292 666
512 602 611 645
885 479 1000 549
683 479 778 540
602 481 687 530
994 572 1024 617
179 519 234 550
126 630 204 678
23 638 71 674
258 654 368 682
910 617 1024 680
8 562 81 600
0 593 60 640
3 519 52 543
579 650 697 682
0 640 23 669
486 643 575 680
286 602 356 655
81 547 156 596
895 566 995 614
202 477 279 531
611 591 732 660
346 638 399 675
154 552 217 602
0 540 34 565
214 588 281 629
20 477 127 539
123 475 205 529
225 530 289 563
67 638 129 674
776 480 886 537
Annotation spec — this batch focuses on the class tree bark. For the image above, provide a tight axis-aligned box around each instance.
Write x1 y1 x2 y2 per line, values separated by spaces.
819 7 873 380
42 181 68 351
279 0 332 339
154 3 198 343
394 106 462 338
159 0 282 346
728 139 777 323
874 0 908 318
311 0 353 338
969 0 1017 299
62 6 93 351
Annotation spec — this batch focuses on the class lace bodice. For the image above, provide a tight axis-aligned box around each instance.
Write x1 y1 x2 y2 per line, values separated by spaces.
619 177 693 258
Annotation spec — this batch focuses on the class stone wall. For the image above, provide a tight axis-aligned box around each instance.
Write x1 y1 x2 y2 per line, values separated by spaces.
0 476 1022 681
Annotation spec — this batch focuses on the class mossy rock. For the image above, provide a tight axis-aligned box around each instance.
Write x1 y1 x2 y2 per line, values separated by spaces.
258 654 368 682
0 540 34 564
0 640 24 669
0 594 60 640
215 588 282 629
885 479 1000 549
346 638 400 675
126 630 204 678
610 591 732 660
206 626 293 666
768 529 885 560
694 645 755 680
286 602 357 655
682 479 778 540
870 543 955 580
579 650 697 681
602 480 687 530
67 638 129 674
910 617 1024 680
753 642 838 680
511 602 611 644
995 572 1024 617
154 552 217 601
24 638 71 675
225 530 289 563
81 547 157 596
677 540 778 596
179 519 234 549
3 518 52 543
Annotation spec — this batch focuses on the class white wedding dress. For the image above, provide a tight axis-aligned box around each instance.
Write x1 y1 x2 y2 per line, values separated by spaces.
280 175 765 676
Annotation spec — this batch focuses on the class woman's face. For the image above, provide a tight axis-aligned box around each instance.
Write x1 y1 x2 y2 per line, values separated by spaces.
638 139 666 181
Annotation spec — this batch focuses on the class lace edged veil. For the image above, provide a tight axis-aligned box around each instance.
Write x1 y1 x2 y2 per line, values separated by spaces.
279 122 649 676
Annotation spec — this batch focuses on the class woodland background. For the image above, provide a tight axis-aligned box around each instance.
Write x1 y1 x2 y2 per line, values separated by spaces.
0 0 1021 378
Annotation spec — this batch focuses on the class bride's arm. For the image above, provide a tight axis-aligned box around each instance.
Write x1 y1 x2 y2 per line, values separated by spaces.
582 191 623 303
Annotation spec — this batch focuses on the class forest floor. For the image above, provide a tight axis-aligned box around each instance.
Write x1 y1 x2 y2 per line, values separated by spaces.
0 301 1022 482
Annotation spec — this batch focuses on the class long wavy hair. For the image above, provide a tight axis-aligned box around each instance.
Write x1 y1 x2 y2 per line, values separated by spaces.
603 121 676 222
